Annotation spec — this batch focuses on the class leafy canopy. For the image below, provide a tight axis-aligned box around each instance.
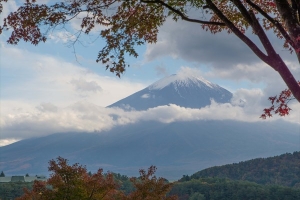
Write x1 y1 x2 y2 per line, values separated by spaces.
16 157 177 200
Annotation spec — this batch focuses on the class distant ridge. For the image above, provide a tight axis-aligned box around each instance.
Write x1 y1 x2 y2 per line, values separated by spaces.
188 151 300 187
1 120 298 180
108 74 232 110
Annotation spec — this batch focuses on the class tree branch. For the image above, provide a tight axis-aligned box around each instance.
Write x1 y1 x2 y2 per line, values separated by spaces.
274 54 300 103
229 0 278 68
227 1 300 101
275 0 300 63
140 0 225 26
245 0 298 53
230 0 253 24
248 11 278 59
292 0 300 22
275 0 300 40
205 0 270 65
229 0 300 102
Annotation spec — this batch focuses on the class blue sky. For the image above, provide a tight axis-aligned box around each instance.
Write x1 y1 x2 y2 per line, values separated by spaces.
0 0 300 146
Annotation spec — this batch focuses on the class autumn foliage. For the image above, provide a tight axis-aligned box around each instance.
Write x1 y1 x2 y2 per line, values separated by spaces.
16 157 177 200
261 81 300 119
127 166 177 200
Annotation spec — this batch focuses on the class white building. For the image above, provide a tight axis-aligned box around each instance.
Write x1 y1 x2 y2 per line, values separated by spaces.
0 175 47 183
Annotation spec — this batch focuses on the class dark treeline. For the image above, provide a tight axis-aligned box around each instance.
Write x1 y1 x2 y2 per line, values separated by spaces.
183 152 300 188
3 178 300 200
0 182 33 200
170 177 300 200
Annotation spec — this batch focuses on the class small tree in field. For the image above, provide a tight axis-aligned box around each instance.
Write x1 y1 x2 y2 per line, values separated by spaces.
0 171 5 177
126 166 177 200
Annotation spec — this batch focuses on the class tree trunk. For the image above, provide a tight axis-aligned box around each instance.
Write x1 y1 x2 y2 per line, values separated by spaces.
272 54 300 102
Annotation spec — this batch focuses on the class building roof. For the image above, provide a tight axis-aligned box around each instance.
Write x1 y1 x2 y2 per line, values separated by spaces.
0 177 12 183
0 175 47 182
11 176 25 182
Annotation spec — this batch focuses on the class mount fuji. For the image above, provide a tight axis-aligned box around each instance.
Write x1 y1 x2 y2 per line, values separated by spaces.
108 74 233 110
1 74 299 180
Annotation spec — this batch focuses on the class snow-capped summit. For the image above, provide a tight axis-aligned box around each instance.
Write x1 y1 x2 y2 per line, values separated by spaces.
149 74 216 90
108 74 233 110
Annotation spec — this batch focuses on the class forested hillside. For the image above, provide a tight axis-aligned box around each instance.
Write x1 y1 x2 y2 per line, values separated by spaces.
2 152 300 199
170 178 300 200
0 182 33 200
183 152 300 188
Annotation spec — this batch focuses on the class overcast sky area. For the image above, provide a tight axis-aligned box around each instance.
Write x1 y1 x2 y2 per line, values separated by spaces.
0 1 300 146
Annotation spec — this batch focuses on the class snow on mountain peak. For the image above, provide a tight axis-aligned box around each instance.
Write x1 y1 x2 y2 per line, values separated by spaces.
148 74 215 90
108 71 233 110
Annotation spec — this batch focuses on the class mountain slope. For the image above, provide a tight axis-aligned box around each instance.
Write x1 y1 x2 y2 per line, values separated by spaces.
1 74 299 180
188 151 300 187
108 74 232 110
170 177 300 200
1 120 299 180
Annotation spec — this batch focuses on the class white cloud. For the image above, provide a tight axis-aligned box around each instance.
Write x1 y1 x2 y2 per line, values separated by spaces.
141 94 150 99
2 48 299 146
205 62 271 82
36 103 58 113
2 96 299 145
204 61 300 86
0 139 20 147
286 102 300 124
48 31 77 43
231 88 263 105
0 43 149 144
177 66 206 78
70 79 102 93
0 44 146 107
144 18 299 85
1 7 300 148
69 11 110 34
